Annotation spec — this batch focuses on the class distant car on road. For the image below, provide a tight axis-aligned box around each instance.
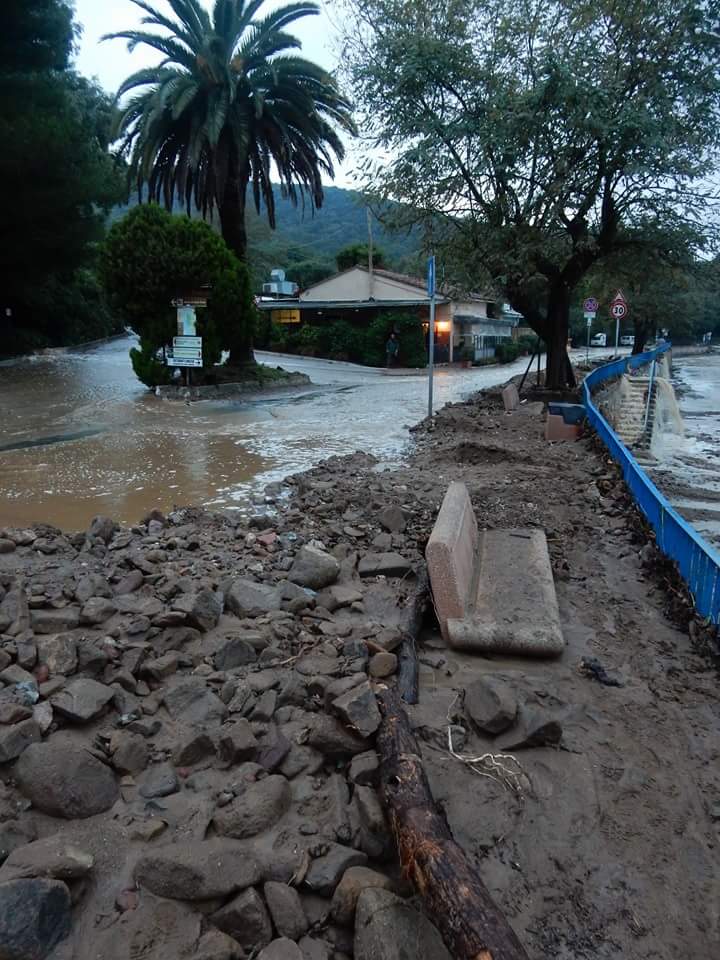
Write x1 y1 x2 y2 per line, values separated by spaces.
619 335 635 346
590 333 607 347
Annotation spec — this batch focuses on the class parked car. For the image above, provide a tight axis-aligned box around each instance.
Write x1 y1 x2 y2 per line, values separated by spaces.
619 335 635 346
590 333 607 347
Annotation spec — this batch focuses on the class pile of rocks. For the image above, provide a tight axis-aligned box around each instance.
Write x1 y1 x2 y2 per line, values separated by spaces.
0 465 451 960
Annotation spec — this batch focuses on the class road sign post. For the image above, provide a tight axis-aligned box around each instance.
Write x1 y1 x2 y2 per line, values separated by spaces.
610 290 628 355
427 256 436 418
583 298 597 364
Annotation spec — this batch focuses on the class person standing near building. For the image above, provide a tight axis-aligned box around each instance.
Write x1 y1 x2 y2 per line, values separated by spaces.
386 331 399 368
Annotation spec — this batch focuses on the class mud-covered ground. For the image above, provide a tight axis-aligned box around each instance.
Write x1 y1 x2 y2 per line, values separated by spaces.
0 384 718 960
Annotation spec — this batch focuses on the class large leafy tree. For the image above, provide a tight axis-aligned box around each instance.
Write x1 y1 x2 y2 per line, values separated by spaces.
0 0 124 355
342 0 720 388
105 0 355 276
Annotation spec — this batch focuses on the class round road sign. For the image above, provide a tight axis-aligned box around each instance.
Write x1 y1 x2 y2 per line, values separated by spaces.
611 301 627 320
583 297 599 313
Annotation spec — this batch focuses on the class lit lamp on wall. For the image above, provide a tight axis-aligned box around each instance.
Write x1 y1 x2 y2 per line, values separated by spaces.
435 321 451 333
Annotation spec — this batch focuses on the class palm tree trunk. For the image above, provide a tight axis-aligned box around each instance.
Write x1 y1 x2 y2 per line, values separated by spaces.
219 174 254 364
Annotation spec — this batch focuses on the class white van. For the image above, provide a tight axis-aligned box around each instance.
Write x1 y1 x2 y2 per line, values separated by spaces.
619 335 635 347
590 333 607 347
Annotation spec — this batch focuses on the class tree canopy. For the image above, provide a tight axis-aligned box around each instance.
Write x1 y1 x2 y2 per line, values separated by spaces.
105 0 356 297
0 0 124 356
342 0 720 386
336 243 386 272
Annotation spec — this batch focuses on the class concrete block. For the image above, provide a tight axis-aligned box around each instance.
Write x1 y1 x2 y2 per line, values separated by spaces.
547 402 586 425
545 414 583 442
425 482 478 642
502 384 520 412
446 529 564 657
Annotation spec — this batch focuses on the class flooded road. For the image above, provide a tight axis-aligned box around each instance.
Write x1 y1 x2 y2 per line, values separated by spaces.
1 336 590 530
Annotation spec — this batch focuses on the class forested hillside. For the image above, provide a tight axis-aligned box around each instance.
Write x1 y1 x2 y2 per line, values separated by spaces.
112 186 421 292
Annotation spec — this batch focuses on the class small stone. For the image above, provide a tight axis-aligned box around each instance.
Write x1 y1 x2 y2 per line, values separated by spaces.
0 820 37 865
139 763 179 798
307 716 370 758
0 719 41 763
88 515 116 543
0 878 71 959
464 676 518 735
258 939 304 960
219 719 258 764
134 838 262 899
298 937 332 960
214 637 257 671
172 588 223 632
51 678 115 723
348 752 380 787
75 574 112 604
288 546 340 590
296 654 340 677
213 775 291 838
264 881 309 940
172 730 216 766
0 539 16 554
354 888 452 960
331 683 381 738
495 705 562 751
80 596 117 625
368 652 397 679
211 886 272 951
111 732 149 775
330 867 393 926
142 652 180 681
357 553 412 578
0 836 94 882
163 679 227 726
0 700 33 725
36 634 77 676
225 579 283 618
30 608 80 634
378 505 406 533
32 702 53 735
115 570 145 595
250 689 278 723
195 928 244 960
304 843 367 897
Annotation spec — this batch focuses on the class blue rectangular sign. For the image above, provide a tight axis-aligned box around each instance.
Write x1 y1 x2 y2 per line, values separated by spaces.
427 255 435 297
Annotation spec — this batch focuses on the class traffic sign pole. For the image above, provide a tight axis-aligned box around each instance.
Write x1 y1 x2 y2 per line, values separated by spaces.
427 256 435 418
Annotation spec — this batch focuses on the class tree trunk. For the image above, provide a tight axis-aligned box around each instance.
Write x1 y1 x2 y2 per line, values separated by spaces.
632 319 650 355
219 174 254 364
544 282 575 390
376 687 531 960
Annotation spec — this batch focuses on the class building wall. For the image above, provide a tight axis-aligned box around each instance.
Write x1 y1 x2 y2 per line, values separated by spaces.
300 267 427 303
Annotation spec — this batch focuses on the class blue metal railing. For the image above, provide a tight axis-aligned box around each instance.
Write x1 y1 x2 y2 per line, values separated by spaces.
583 344 720 624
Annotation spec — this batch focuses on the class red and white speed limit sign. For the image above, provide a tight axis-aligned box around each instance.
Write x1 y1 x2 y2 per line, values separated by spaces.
611 301 627 319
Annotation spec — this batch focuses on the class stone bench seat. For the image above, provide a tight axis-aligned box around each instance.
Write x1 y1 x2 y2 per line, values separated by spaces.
425 482 564 656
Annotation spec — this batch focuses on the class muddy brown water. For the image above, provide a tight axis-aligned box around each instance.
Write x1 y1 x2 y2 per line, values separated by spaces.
0 337 531 529
0 337 622 531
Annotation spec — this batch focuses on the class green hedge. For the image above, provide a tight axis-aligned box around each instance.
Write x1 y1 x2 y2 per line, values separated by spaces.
495 341 520 363
261 312 427 367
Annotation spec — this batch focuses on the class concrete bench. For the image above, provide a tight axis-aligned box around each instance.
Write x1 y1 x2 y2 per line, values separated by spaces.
426 482 564 656
545 402 586 442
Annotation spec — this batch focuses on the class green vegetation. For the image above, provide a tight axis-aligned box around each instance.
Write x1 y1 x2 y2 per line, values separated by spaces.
0 0 124 357
100 205 255 387
495 342 520 364
105 0 355 361
343 0 720 388
259 312 427 367
336 243 386 272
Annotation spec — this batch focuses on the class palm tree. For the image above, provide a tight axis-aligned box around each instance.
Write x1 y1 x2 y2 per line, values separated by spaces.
104 0 355 268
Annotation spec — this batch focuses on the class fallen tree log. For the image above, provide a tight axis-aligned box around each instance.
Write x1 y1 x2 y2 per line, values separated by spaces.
397 567 429 705
376 686 530 960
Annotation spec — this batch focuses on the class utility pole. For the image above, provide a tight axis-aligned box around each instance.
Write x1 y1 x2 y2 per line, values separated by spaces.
367 208 374 300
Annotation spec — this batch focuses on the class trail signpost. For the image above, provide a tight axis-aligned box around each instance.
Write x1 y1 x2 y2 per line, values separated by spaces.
610 290 628 353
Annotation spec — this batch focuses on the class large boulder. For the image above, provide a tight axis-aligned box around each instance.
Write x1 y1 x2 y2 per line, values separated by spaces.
213 776 291 839
354 889 452 960
0 877 71 960
225 579 283 618
134 839 262 900
14 740 118 819
288 547 340 590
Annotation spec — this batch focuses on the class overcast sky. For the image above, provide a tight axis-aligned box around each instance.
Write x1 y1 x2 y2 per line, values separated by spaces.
72 0 356 186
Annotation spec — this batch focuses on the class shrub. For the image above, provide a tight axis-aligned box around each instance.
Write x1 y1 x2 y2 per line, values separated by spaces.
130 338 172 388
495 341 520 363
